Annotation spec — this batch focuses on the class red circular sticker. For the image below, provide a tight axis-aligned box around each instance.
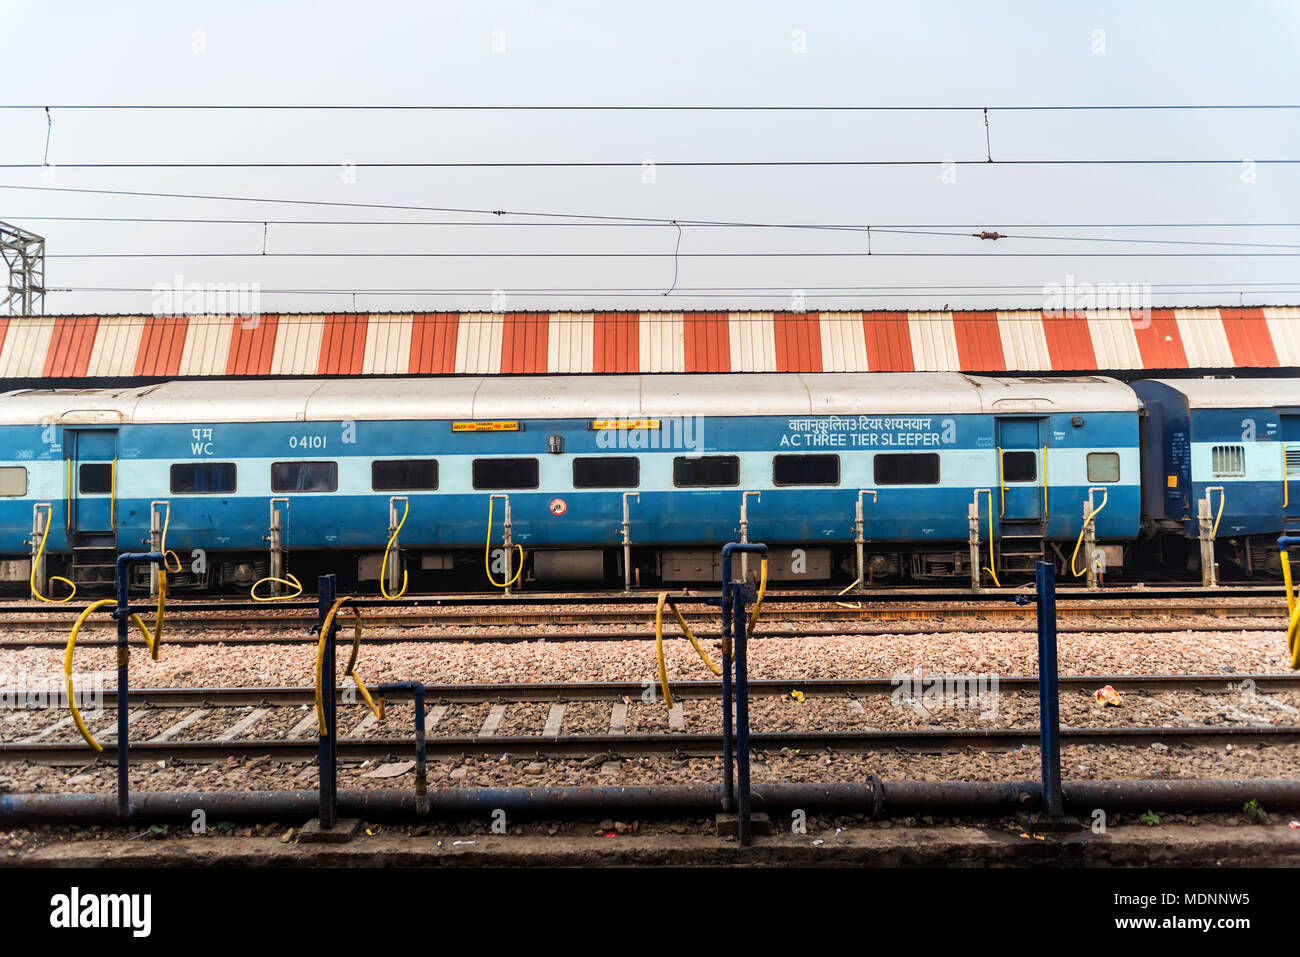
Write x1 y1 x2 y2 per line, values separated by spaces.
549 498 568 516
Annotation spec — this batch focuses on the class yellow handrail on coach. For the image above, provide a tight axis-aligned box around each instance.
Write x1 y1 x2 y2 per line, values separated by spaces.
1042 445 1049 520
997 448 1005 517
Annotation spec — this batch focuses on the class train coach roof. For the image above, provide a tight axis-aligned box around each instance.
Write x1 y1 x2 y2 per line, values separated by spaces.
1148 378 1300 409
0 373 1139 424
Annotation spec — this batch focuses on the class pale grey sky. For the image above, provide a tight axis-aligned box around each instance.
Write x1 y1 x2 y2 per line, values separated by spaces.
2 0 1298 314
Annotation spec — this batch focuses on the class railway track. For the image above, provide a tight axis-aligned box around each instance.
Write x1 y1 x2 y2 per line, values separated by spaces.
9 726 1300 763
4 673 1297 764
0 598 1286 638
0 619 1284 649
0 583 1286 612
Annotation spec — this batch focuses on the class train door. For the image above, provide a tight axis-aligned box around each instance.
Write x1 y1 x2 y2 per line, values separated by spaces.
68 429 118 545
995 417 1045 525
1283 414 1300 518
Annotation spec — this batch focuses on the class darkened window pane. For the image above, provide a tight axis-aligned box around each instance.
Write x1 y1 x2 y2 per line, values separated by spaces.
873 453 940 486
1087 452 1121 483
573 457 639 488
79 463 112 494
1002 450 1037 483
372 459 438 491
271 461 337 492
171 462 237 494
673 456 740 487
772 454 839 487
0 466 27 497
472 458 539 490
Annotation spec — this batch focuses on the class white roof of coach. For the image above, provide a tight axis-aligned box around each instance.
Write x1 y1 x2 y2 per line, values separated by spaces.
1150 378 1300 409
0 384 160 425
0 373 1138 425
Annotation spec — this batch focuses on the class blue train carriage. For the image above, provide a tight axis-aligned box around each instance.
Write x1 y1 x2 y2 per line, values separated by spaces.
0 372 1140 592
1131 377 1300 579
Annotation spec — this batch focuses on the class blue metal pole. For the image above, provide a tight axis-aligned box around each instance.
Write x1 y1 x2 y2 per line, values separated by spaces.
734 580 752 846
111 551 164 822
720 541 767 845
1036 560 1062 818
317 574 338 828
719 550 734 813
115 559 130 821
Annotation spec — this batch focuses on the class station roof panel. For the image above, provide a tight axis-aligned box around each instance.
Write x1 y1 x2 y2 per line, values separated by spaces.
0 307 1295 383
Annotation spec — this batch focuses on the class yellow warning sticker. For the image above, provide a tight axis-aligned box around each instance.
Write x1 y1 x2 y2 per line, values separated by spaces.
591 419 661 430
452 421 519 432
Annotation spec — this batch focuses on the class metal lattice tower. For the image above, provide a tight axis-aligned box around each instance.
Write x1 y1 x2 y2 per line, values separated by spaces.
1 221 45 316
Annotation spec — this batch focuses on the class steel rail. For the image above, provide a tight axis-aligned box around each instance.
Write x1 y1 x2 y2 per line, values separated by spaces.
0 617 1283 648
2 673 1295 709
0 602 1285 632
0 584 1287 615
6 724 1300 763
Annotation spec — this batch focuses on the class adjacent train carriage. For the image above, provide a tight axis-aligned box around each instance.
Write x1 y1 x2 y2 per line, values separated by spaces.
1132 378 1300 578
0 373 1141 590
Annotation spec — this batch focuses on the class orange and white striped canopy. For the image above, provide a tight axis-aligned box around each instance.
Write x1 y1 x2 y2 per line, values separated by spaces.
1 307 1295 381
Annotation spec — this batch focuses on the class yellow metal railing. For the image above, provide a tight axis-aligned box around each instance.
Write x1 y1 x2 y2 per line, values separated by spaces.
997 447 1005 516
1042 445 1049 519
1285 443 1291 510
109 458 117 529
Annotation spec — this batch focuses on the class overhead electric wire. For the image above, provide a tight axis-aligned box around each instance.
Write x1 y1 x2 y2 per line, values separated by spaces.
45 250 1300 259
12 214 1300 250
6 158 1300 169
53 285 1300 301
4 184 1297 236
0 182 708 221
4 103 1299 111
57 282 1300 293
9 214 1300 229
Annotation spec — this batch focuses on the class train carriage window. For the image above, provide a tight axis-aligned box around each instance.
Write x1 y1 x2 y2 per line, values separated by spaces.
0 467 26 497
573 457 639 489
873 453 940 486
372 459 439 491
79 463 112 494
1086 452 1121 483
673 455 740 488
271 461 338 492
1210 445 1245 478
1002 451 1036 483
772 454 840 487
472 458 539 490
171 462 237 494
